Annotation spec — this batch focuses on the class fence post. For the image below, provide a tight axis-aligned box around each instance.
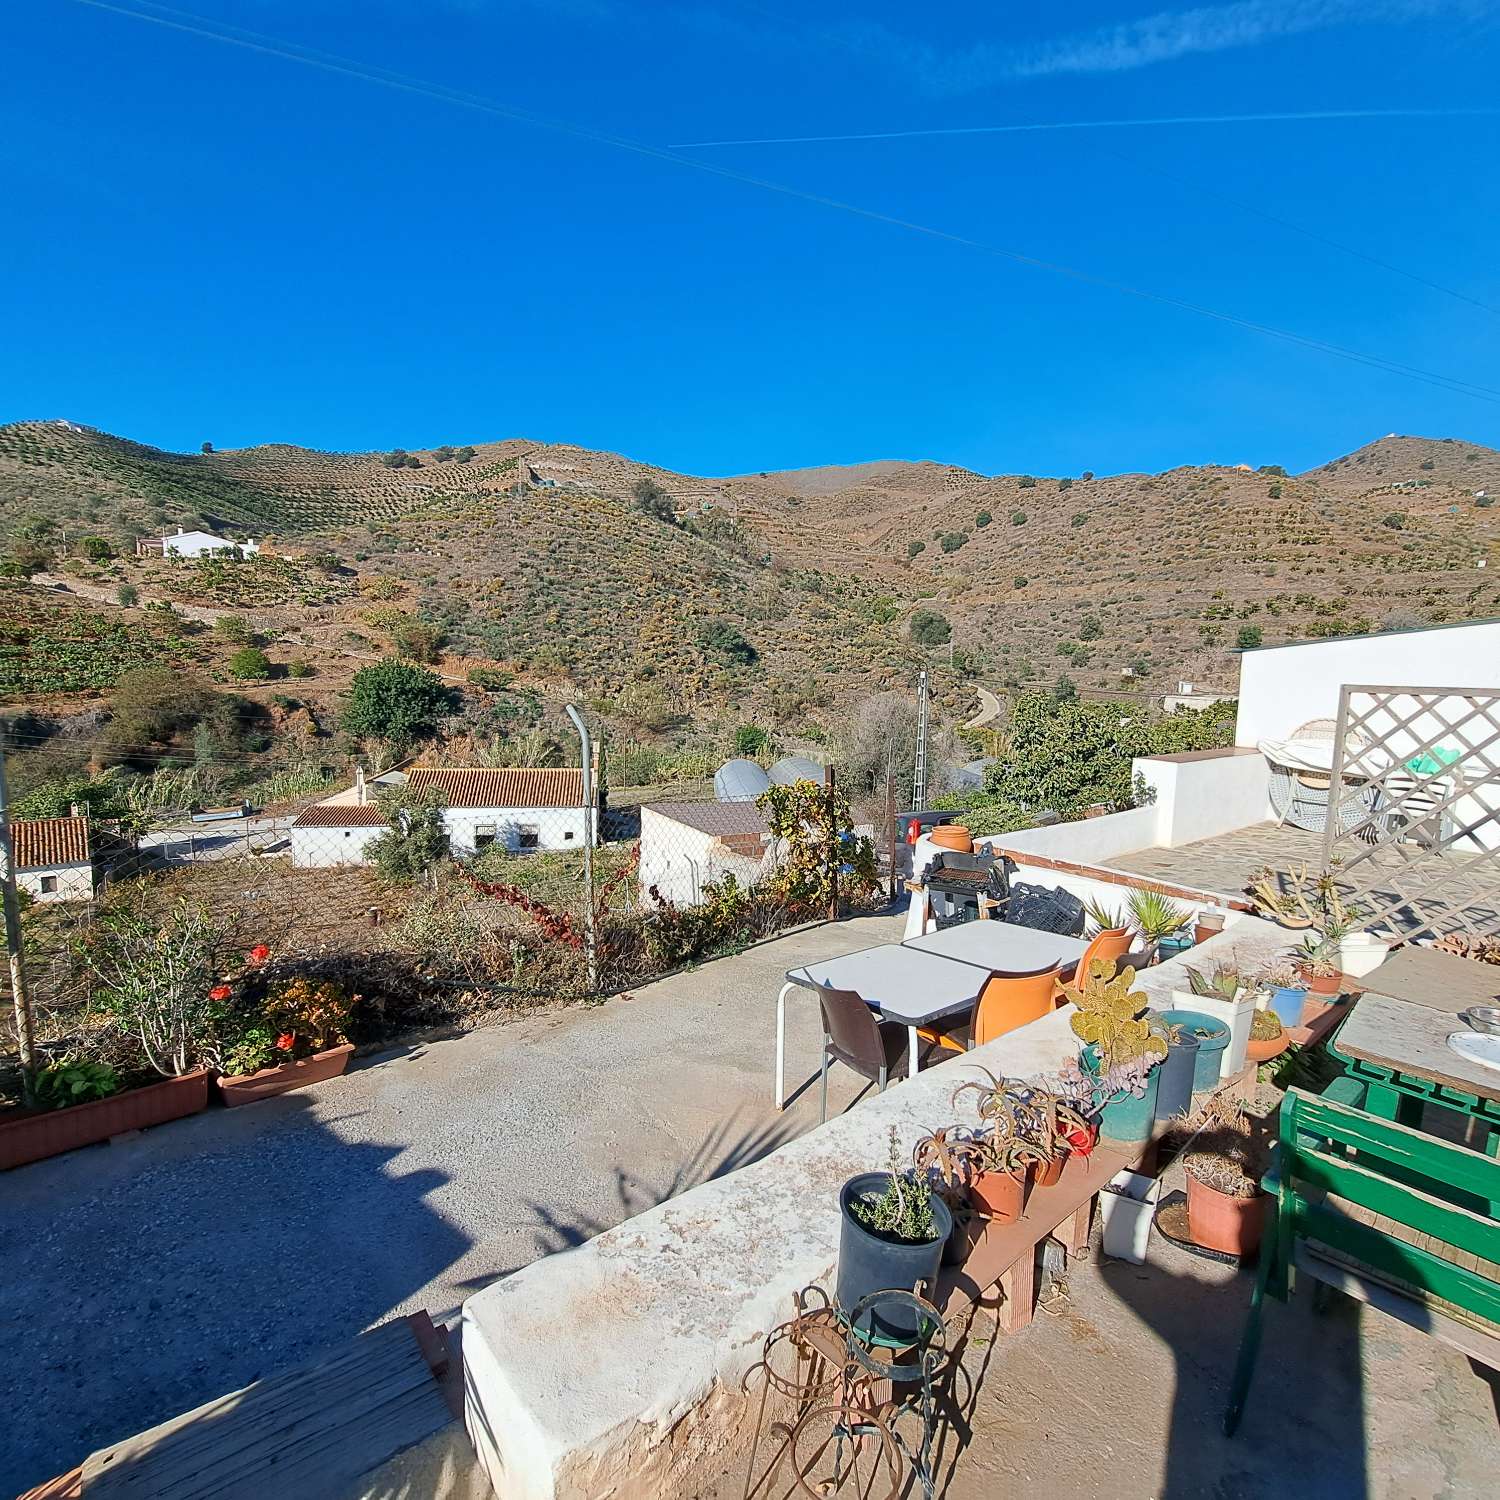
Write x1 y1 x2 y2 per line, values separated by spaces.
0 739 36 1104
566 705 599 993
825 765 839 923
883 762 898 904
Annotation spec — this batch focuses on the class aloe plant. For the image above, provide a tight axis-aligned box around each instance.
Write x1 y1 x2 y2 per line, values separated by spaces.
1126 888 1189 944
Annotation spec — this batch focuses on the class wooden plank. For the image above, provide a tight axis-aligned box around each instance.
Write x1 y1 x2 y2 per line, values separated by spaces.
1359 947 1500 1012
83 1317 452 1500
1334 993 1500 1103
1294 1245 1500 1371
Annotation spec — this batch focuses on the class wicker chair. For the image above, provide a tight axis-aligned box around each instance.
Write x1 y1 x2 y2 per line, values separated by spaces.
1265 718 1378 835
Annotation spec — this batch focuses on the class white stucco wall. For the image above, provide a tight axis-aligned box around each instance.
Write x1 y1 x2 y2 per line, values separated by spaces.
289 825 385 868
637 808 773 907
443 806 594 856
1136 751 1272 843
980 805 1159 864
18 860 93 902
1235 621 1500 745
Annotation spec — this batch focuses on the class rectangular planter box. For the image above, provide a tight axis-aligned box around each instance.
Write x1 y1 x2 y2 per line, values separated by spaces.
0 1068 211 1172
217 1042 355 1107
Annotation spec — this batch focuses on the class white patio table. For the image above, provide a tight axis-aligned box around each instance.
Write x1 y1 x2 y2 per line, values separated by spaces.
775 943 988 1109
905 922 1089 974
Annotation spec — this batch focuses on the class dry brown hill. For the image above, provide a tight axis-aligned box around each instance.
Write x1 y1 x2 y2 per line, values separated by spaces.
2 421 1497 725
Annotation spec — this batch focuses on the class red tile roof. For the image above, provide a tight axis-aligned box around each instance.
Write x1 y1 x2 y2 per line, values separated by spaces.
290 805 388 829
13 815 91 870
408 767 585 809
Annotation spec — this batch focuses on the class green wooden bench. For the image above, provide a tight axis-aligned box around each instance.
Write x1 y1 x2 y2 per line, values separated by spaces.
1224 1086 1500 1436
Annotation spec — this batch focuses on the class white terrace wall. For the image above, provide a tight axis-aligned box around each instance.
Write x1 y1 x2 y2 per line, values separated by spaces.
443 806 595 857
1234 620 1500 746
460 923 1287 1500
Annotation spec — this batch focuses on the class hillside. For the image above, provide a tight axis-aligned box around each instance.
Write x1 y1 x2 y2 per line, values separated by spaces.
2 420 1498 738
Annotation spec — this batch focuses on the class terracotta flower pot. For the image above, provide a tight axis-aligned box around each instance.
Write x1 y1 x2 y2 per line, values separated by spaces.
929 824 974 854
0 1068 211 1172
217 1042 355 1107
1186 1172 1268 1259
1245 1034 1289 1063
1298 967 1343 996
969 1167 1027 1224
1033 1157 1065 1189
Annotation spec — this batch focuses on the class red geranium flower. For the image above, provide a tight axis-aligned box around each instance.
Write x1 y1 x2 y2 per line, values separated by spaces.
208 984 232 1003
275 1032 297 1052
247 944 270 966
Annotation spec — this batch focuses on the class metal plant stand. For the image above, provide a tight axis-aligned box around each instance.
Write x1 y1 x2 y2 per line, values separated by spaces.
741 1285 954 1500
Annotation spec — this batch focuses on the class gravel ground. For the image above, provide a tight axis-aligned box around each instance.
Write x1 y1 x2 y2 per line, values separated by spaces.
0 911 904 1496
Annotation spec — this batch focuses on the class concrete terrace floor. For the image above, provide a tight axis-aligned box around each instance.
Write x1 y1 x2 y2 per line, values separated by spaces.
1112 820 1325 897
0 910 906 1497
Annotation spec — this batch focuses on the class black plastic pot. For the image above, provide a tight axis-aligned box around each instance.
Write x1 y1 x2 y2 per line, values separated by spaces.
1155 1029 1200 1122
837 1172 954 1346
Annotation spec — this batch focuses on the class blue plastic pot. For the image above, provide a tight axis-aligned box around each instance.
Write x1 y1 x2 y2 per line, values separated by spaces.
1154 1026 1199 1122
1268 986 1309 1027
1158 1009 1230 1092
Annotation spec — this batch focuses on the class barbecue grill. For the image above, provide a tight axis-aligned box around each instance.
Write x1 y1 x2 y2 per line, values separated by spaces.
920 848 1009 928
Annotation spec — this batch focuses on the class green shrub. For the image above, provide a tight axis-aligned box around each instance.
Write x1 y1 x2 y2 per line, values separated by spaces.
1018 476 1037 489
909 608 951 645
633 476 675 523
1077 615 1103 641
1071 511 1088 527
1011 510 1028 526
940 532 968 553
116 583 139 606
733 724 770 756
1013 575 1028 589
342 660 456 744
975 510 992 528
213 614 253 645
287 657 313 679
1237 625 1263 650
697 619 757 665
227 646 270 680
79 535 114 561
1058 477 1073 491
1382 512 1406 530
907 540 926 558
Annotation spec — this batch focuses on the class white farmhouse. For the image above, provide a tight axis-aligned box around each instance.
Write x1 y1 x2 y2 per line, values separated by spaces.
638 801 777 908
12 815 94 902
407 767 594 855
137 527 260 560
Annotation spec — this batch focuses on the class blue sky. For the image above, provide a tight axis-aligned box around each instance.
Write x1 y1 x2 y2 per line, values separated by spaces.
5 1 1499 476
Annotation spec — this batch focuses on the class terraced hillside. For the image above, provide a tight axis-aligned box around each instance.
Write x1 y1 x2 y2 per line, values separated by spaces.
2 420 1497 724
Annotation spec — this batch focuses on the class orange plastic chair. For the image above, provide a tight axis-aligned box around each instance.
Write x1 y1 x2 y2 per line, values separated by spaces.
1059 926 1132 989
917 963 1063 1054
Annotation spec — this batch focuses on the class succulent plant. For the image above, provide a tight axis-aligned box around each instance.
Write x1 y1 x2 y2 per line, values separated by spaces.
1247 862 1361 936
1066 958 1168 1071
1249 1008 1283 1041
1186 964 1244 1001
1126 888 1190 944
911 1124 987 1191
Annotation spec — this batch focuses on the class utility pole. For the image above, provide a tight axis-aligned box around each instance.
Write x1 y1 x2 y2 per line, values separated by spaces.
0 736 36 1104
565 705 599 993
913 670 930 813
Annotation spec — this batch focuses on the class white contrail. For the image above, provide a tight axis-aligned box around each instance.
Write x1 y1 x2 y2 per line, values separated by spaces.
669 107 1500 150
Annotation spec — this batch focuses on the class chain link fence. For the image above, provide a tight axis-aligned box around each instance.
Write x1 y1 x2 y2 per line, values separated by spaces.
4 768 889 1091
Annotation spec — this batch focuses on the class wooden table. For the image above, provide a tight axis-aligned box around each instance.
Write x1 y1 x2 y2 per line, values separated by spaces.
775 944 991 1109
1333 992 1500 1148
1356 946 1500 1013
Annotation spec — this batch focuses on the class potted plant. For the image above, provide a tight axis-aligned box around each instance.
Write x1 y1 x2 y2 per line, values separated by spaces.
1256 957 1309 1027
1182 1098 1272 1259
1151 1016 1199 1122
1156 1011 1230 1093
1063 959 1168 1142
1177 964 1257 1081
217 976 358 1106
1125 888 1190 964
1293 934 1344 997
838 1128 954 1345
1245 1009 1288 1062
949 1071 1073 1215
911 1125 987 1262
1193 908 1227 945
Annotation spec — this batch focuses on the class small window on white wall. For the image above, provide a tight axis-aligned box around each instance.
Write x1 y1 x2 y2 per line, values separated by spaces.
40 875 58 894
475 823 498 850
519 824 540 849
563 830 575 841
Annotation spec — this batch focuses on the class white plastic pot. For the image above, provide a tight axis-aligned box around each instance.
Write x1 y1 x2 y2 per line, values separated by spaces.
1100 1168 1162 1264
1171 987 1257 1081
1338 931 1390 979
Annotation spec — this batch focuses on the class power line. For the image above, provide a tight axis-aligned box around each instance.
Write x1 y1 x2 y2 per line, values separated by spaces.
669 107 1500 150
65 0 1500 406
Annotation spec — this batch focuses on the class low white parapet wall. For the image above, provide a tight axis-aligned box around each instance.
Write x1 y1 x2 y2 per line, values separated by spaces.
460 922 1288 1500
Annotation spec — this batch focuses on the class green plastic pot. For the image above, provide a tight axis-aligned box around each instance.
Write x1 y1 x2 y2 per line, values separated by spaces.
1158 1009 1230 1092
1082 1046 1162 1144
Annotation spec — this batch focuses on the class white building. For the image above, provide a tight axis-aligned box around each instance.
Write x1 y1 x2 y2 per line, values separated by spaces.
13 815 94 902
639 801 777 908
408 767 594 855
288 765 594 868
138 528 260 560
